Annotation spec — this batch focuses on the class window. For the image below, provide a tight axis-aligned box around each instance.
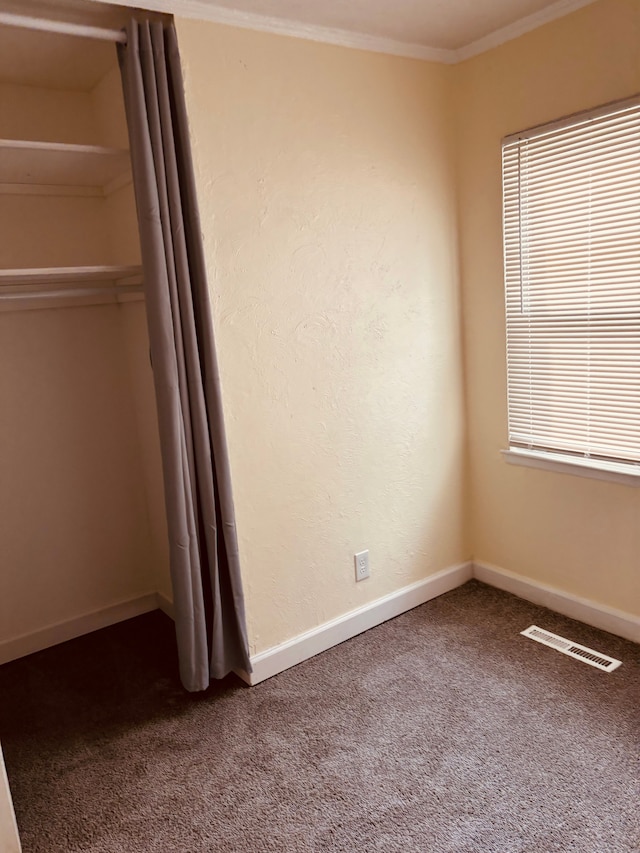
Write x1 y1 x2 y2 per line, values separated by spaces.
502 96 640 480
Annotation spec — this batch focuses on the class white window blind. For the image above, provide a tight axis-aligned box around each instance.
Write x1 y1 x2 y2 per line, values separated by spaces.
502 96 640 471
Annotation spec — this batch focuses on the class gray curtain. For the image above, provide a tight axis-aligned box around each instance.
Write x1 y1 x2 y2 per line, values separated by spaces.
118 20 251 692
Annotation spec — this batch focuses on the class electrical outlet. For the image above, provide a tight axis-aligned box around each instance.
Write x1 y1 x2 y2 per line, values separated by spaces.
354 550 370 582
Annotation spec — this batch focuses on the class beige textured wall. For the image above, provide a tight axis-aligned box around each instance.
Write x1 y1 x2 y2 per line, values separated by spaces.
0 195 111 268
0 82 97 143
0 305 155 642
119 302 172 600
92 64 128 150
175 20 467 654
455 0 640 616
5 3 633 659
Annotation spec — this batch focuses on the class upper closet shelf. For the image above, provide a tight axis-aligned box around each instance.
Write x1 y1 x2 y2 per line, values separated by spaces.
0 139 131 193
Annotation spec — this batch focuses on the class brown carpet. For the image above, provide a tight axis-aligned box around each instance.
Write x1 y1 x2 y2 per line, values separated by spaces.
0 580 638 852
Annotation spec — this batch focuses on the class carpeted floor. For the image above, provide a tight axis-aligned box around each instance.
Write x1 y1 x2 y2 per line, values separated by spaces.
0 580 638 852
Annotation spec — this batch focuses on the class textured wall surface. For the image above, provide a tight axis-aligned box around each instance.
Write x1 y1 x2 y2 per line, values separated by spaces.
176 20 467 654
455 0 640 616
0 83 97 144
119 302 172 602
2 0 635 668
0 305 155 643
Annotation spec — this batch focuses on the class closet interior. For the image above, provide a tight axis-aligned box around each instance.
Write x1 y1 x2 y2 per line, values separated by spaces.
0 17 172 663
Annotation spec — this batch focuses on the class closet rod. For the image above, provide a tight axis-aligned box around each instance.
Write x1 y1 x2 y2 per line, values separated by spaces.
0 12 126 43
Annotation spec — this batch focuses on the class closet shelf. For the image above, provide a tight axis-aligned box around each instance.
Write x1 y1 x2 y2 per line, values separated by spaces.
0 139 131 191
0 265 142 287
0 266 144 312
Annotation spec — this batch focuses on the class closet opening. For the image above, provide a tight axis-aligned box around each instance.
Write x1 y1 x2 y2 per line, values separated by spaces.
0 8 173 668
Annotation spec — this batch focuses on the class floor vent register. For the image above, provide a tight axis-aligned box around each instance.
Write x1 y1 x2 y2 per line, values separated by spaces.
521 625 622 672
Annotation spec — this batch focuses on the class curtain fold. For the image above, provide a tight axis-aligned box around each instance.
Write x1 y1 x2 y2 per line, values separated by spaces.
118 19 251 691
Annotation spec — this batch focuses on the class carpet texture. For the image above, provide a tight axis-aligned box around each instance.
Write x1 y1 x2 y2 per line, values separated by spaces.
0 580 638 852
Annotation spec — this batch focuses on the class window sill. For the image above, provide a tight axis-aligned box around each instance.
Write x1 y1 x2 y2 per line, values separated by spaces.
501 448 640 488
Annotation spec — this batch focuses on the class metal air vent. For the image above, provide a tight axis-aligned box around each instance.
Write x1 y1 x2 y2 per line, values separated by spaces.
521 625 621 672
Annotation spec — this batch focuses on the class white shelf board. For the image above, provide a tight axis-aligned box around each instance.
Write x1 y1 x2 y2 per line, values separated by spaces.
0 265 142 287
0 290 144 314
0 139 131 189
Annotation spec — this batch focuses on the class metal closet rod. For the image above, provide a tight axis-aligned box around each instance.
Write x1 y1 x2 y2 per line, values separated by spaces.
0 11 127 43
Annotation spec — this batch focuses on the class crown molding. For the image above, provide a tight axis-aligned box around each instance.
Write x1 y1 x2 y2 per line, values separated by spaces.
88 0 597 65
453 0 598 62
184 4 452 63
90 0 453 62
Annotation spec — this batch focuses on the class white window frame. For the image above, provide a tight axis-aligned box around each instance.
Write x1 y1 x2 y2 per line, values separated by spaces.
501 95 640 487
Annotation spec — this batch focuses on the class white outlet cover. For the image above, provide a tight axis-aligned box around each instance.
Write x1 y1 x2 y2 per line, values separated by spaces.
354 550 370 582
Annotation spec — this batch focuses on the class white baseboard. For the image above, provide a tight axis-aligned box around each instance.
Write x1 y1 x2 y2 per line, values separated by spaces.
473 561 640 644
0 593 160 666
247 562 473 685
5 560 632 684
156 591 175 621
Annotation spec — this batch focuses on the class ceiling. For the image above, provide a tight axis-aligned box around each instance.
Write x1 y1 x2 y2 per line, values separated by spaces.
166 0 594 52
87 0 596 58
